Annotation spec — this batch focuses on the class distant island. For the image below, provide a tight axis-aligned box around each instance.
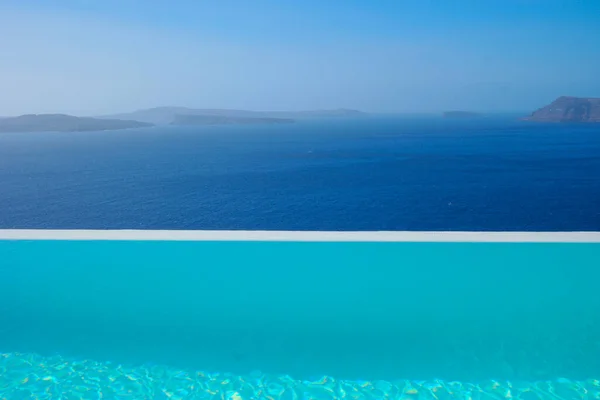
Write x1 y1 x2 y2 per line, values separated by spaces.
172 114 294 126
443 111 483 119
0 108 367 132
101 107 366 125
524 96 600 123
0 114 153 133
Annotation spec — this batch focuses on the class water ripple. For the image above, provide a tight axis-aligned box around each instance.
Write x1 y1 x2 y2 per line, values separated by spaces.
1 352 599 399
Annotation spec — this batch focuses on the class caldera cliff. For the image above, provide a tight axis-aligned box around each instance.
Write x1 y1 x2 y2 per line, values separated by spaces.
524 96 600 122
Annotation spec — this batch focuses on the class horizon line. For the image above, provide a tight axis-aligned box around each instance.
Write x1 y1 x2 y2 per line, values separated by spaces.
0 110 533 118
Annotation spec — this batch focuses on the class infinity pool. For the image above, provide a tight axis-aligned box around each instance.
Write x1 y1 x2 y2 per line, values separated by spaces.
1 231 599 399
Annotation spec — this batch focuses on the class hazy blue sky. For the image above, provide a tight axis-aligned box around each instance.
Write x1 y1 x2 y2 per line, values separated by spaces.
1 0 599 115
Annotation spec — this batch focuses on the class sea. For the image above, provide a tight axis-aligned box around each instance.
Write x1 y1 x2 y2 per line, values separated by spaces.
0 115 599 231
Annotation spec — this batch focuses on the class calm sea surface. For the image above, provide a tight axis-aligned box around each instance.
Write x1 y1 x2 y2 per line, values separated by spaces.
0 116 599 230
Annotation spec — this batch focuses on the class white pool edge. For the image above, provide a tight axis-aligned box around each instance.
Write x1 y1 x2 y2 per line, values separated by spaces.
0 229 599 242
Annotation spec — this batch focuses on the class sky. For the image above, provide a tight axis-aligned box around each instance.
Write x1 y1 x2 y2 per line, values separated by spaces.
1 0 599 115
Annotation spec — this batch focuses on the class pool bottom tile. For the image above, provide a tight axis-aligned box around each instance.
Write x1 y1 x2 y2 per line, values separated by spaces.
1 352 598 400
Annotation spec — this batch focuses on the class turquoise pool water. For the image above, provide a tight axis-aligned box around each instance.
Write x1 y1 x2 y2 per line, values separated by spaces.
1 236 600 398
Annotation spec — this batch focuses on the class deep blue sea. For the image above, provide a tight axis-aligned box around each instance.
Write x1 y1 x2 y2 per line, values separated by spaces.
1 116 599 230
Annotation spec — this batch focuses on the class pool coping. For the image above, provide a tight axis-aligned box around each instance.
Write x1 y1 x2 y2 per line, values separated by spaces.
0 229 599 242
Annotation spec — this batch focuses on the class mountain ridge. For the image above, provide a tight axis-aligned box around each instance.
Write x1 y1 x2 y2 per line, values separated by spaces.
0 114 153 133
524 96 600 122
171 114 295 125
